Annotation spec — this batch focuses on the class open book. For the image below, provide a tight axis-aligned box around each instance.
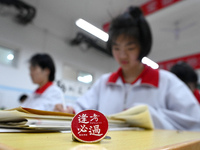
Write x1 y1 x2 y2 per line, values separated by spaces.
107 105 154 130
0 107 74 131
0 105 154 132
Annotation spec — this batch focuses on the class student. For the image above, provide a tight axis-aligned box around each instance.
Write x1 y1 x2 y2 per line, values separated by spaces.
170 61 200 104
54 6 200 130
21 53 64 111
19 94 28 104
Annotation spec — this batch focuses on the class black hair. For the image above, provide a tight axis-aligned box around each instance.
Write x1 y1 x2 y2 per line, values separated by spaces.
29 53 55 81
170 62 198 87
19 94 28 103
107 6 152 61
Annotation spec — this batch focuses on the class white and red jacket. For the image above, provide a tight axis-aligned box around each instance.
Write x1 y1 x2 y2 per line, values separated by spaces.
194 89 200 104
73 65 200 131
21 82 64 111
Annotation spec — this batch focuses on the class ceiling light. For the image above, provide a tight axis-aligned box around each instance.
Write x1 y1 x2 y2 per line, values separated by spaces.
142 57 159 69
77 74 93 84
7 54 14 60
76 18 109 42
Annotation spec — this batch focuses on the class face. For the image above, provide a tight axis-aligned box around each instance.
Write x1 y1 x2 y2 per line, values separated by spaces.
112 35 141 71
187 82 196 92
29 65 49 85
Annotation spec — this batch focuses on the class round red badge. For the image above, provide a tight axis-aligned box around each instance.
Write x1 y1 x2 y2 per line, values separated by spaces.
71 110 109 143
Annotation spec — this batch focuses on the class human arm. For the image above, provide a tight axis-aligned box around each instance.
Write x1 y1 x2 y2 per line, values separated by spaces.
133 76 200 131
22 85 64 111
151 83 200 130
53 75 107 113
72 77 102 113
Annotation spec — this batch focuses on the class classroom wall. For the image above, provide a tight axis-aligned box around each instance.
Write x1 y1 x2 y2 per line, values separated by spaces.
1 1 200 109
0 5 118 109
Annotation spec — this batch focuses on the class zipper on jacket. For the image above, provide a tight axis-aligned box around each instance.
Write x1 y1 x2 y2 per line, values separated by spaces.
123 91 127 110
123 84 132 110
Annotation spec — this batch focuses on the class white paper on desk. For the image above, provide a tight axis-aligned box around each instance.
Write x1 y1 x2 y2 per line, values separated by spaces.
107 105 154 130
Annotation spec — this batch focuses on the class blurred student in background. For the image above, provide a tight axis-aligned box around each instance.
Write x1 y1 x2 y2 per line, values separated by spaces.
54 6 200 131
18 94 28 104
170 61 200 104
21 53 64 111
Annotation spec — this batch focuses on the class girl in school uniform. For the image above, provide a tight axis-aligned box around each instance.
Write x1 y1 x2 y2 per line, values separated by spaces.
170 61 200 104
21 53 63 111
54 6 200 131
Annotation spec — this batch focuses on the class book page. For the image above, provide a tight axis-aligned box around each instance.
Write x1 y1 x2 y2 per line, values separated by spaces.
8 107 75 117
107 105 154 129
0 109 73 131
0 110 73 121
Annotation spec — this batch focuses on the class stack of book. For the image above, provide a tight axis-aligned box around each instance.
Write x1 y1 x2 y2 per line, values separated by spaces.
0 105 154 132
0 107 74 132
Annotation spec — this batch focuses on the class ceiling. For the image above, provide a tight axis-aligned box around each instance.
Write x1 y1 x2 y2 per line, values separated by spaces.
23 0 200 62
33 0 149 23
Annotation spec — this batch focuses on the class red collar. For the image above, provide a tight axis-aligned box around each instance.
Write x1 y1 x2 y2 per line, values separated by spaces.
107 65 159 88
193 89 200 104
35 81 53 94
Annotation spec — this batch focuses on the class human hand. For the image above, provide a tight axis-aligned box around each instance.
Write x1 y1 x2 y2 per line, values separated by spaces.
54 104 75 114
54 103 65 112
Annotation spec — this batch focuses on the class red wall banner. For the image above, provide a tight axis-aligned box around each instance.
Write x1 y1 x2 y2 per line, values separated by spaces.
141 0 183 16
102 0 200 71
102 0 183 32
157 53 200 70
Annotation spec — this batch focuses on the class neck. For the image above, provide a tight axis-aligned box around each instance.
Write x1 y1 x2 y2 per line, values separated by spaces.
38 79 49 88
122 63 144 83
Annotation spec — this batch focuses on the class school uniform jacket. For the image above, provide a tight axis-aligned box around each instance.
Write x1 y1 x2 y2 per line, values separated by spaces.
73 65 200 131
194 89 200 104
21 82 63 111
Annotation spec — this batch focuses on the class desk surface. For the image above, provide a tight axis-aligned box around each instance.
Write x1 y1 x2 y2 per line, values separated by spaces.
0 129 200 150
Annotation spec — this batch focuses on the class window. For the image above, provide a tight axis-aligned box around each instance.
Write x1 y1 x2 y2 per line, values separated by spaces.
77 71 93 84
63 64 93 84
0 45 18 67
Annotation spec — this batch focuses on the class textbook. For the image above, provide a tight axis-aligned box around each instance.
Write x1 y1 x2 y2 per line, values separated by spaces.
0 105 154 132
107 105 154 130
0 107 74 131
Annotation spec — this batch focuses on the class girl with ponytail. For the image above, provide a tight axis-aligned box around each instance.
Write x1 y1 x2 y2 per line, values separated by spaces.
55 6 200 131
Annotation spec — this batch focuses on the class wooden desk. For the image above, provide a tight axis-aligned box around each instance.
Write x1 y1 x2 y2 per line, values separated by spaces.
0 130 200 150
